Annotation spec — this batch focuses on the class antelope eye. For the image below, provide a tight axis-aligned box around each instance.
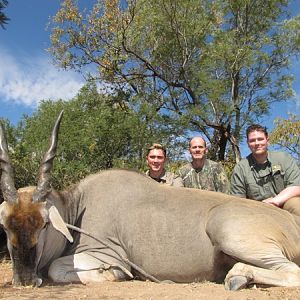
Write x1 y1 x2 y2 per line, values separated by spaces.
42 222 48 229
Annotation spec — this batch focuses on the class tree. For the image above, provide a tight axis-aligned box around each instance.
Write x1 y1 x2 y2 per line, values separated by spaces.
10 83 180 190
269 114 300 161
0 0 9 29
48 0 300 163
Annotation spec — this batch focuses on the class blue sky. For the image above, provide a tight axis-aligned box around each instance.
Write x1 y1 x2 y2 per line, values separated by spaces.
0 1 85 124
0 1 300 144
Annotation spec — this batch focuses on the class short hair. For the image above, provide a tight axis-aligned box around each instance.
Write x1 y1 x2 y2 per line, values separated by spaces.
246 124 268 139
146 143 167 157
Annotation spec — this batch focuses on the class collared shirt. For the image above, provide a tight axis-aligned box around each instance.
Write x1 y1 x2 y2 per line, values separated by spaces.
145 170 184 187
230 151 300 201
177 159 230 193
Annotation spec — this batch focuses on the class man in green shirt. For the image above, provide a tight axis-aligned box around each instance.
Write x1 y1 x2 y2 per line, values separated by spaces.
177 136 230 193
231 124 300 215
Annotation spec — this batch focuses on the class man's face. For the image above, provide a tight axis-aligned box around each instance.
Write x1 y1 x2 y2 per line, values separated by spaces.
146 149 166 173
189 138 207 161
247 130 269 156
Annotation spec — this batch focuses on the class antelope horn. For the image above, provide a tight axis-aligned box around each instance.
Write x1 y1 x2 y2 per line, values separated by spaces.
0 122 17 203
32 111 64 202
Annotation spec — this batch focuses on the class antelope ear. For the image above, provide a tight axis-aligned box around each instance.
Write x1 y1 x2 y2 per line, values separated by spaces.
48 206 73 243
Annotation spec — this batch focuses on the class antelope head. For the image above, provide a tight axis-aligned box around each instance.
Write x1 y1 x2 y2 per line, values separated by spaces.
0 111 72 286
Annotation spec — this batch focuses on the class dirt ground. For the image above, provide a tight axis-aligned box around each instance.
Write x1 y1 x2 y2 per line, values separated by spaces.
1 260 300 300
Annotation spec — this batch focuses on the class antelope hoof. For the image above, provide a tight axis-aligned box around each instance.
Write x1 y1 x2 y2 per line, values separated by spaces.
225 275 249 291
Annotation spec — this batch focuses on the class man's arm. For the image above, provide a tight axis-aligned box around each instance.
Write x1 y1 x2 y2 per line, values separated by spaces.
284 153 300 186
263 153 300 207
263 186 300 207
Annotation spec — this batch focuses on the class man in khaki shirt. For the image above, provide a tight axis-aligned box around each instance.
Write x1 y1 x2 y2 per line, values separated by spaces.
231 124 300 215
146 143 183 187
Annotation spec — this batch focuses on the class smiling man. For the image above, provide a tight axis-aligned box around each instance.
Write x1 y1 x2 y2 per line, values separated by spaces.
177 137 230 193
145 143 183 187
231 124 300 214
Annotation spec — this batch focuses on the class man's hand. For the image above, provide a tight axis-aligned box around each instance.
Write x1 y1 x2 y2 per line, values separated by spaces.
262 197 283 207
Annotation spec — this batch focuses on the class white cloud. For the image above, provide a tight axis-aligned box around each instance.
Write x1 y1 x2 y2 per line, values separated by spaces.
0 48 84 107
294 91 300 110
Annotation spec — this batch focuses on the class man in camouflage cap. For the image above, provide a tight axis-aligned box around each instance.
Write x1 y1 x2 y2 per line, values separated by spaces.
177 137 230 193
231 124 300 215
146 143 183 187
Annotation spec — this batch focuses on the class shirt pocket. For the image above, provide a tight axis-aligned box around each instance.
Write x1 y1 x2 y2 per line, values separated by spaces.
272 170 285 193
246 183 262 200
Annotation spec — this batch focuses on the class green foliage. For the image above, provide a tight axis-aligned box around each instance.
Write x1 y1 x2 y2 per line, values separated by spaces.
48 0 300 163
269 114 300 161
6 83 183 190
0 118 17 147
